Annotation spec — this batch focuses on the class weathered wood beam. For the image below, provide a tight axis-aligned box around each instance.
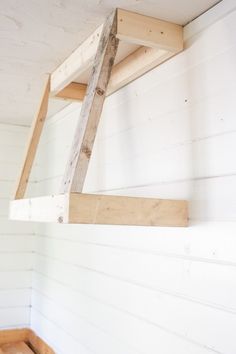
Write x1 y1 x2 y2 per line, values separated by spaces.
10 193 188 227
55 82 87 101
0 329 55 354
61 10 119 193
116 9 183 51
14 76 50 199
0 329 29 346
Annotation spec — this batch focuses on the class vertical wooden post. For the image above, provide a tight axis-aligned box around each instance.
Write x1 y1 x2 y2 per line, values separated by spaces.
60 10 119 193
14 76 50 199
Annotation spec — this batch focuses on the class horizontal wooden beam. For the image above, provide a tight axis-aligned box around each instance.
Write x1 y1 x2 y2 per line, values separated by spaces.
116 9 183 51
54 47 177 102
55 82 87 101
107 46 173 95
50 24 103 95
50 9 183 95
10 193 188 227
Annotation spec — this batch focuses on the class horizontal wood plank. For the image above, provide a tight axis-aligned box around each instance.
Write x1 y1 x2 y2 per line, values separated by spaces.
117 9 183 52
0 329 55 354
54 48 176 101
50 25 103 94
10 193 188 227
55 82 87 101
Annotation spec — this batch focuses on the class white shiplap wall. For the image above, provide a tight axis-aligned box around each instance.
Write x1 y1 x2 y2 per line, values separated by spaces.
0 124 34 329
30 4 236 354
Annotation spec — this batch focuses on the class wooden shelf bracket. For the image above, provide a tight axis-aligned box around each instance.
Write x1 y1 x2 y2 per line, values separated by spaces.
9 9 188 227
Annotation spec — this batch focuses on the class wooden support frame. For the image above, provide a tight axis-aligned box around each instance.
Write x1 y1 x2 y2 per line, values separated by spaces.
9 9 188 227
50 9 183 96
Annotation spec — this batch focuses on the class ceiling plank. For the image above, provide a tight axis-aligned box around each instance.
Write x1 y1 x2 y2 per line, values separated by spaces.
50 25 103 95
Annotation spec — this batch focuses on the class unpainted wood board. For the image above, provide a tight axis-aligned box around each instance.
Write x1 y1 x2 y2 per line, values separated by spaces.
0 342 34 354
14 76 50 200
55 82 87 101
0 329 29 346
50 24 103 94
56 47 175 102
61 10 119 193
107 46 172 95
10 193 188 227
69 193 188 227
117 8 183 52
50 8 183 94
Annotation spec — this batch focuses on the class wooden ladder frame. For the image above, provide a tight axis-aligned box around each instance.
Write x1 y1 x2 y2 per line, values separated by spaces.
10 9 188 227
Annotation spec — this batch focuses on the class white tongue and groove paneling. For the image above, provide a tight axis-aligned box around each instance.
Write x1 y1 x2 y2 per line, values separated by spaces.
0 124 34 329
29 5 236 354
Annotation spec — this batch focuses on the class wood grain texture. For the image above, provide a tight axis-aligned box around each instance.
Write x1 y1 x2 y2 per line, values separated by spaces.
50 25 103 95
117 8 183 52
0 329 54 354
55 82 87 101
50 9 183 94
0 329 29 346
61 10 119 193
28 330 55 354
69 193 188 226
0 342 34 354
14 76 50 199
10 193 188 227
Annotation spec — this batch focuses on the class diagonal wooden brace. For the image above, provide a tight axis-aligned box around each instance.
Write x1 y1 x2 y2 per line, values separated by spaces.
14 76 50 199
60 10 119 193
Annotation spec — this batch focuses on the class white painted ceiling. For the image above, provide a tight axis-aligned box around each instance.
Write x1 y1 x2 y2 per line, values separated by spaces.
1 0 220 126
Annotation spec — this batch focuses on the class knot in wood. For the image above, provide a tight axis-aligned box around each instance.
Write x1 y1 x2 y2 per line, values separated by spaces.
109 57 115 66
82 146 92 159
96 87 105 96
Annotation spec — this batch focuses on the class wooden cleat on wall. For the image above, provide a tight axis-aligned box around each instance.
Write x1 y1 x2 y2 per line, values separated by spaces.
9 9 187 227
